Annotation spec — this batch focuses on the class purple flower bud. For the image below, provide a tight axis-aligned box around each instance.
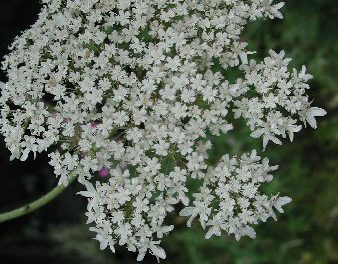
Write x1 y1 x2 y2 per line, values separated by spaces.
99 168 110 178
91 121 100 128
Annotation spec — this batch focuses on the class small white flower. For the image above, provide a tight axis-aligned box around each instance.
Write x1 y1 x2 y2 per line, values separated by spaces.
274 196 293 213
305 107 327 129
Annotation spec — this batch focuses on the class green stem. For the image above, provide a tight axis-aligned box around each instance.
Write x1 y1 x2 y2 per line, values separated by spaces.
0 173 78 223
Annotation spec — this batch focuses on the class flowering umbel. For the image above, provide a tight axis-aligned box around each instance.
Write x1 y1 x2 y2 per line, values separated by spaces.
0 0 326 261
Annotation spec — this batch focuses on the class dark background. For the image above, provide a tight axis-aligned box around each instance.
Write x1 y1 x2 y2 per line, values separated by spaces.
0 0 337 263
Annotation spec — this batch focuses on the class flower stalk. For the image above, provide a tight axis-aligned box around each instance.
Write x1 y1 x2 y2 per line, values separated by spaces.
0 173 77 223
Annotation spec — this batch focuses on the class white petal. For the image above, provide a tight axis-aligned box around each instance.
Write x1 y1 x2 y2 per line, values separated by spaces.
263 135 269 149
20 149 30 161
274 196 292 213
306 115 317 129
270 135 282 145
205 226 221 239
179 207 194 217
306 107 327 128
151 245 166 260
310 107 327 117
137 251 146 262
251 129 264 138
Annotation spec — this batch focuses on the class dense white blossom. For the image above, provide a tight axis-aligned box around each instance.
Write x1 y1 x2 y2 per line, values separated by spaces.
0 0 325 261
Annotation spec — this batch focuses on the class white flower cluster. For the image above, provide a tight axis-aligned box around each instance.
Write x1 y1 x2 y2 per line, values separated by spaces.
0 0 325 261
234 51 326 148
180 151 291 241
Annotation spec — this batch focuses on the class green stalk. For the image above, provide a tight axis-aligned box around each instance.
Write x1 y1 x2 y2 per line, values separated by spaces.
0 173 77 223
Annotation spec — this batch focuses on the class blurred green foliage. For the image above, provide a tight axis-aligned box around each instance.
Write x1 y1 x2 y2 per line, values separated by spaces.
0 1 337 263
